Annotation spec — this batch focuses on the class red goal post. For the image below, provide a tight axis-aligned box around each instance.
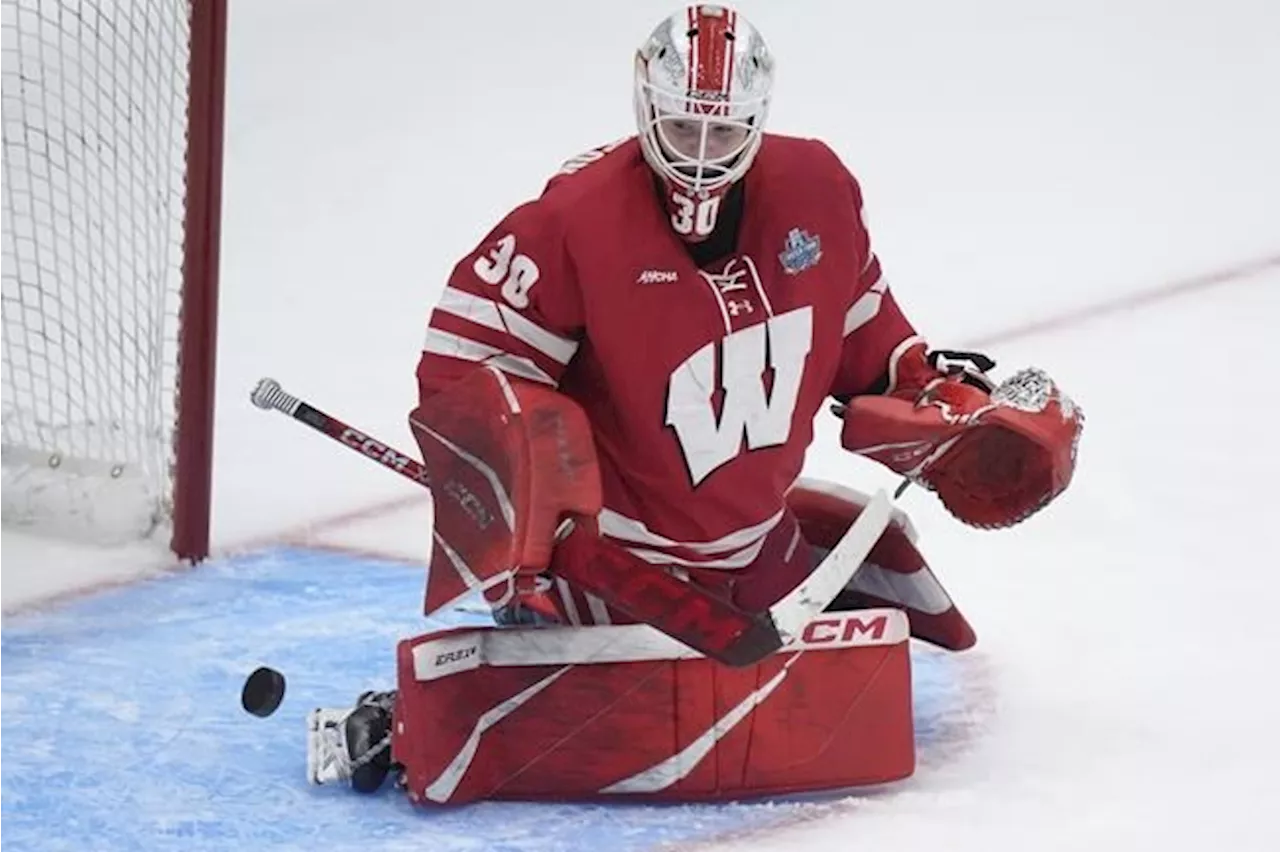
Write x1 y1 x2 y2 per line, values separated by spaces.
1 0 228 561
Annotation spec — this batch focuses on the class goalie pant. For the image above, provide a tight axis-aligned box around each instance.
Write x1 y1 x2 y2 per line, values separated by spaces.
535 504 810 628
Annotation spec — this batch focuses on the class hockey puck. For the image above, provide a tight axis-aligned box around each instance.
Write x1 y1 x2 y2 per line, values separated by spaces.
241 666 286 718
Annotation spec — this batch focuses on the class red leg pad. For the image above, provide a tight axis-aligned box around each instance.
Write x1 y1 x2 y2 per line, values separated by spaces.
392 610 915 804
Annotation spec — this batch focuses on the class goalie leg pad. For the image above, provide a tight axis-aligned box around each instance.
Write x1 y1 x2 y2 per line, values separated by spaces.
409 367 603 615
392 612 915 804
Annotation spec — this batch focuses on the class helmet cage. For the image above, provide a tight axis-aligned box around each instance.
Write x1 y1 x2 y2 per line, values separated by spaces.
632 5 774 198
634 74 768 196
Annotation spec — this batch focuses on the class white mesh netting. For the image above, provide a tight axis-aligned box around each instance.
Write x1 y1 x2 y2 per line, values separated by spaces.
2 0 192 543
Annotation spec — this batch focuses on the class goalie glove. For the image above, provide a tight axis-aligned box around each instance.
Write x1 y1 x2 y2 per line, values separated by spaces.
838 338 1083 529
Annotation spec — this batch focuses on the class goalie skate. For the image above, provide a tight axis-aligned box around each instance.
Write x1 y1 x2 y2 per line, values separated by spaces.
306 708 352 786
305 691 396 793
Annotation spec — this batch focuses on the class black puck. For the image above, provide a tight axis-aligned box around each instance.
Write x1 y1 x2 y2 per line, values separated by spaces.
241 666 286 718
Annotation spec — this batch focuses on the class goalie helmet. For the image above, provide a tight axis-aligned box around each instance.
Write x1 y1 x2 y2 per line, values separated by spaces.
634 5 775 241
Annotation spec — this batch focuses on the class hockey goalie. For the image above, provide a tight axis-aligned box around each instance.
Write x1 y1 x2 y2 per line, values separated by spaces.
305 4 1083 804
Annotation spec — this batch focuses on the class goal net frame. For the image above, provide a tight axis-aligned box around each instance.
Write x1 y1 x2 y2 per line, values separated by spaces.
1 0 228 561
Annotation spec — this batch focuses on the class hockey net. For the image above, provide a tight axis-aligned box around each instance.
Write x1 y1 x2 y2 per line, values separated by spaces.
1 0 226 559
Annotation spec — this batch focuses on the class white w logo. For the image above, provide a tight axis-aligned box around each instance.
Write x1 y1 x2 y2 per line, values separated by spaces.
667 307 814 485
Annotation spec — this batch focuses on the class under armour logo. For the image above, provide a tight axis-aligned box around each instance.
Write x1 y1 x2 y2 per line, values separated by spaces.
727 299 753 317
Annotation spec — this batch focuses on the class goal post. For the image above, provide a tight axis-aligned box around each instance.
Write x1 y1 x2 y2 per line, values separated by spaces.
172 0 227 561
1 0 228 561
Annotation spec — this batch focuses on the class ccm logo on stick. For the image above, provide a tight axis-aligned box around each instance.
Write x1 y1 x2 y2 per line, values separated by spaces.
340 428 429 482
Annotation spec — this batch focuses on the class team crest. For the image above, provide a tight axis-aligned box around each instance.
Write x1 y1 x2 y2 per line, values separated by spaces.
779 228 822 275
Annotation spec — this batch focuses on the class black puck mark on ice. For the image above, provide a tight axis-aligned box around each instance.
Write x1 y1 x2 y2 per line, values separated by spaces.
241 666 286 718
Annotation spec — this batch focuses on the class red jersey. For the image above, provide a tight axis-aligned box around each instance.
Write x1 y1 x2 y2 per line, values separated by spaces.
416 135 915 595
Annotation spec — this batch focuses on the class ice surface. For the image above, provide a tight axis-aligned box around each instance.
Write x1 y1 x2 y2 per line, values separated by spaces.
1 549 976 851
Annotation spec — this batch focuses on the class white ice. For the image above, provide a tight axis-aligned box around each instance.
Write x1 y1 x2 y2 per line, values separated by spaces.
3 1 1279 849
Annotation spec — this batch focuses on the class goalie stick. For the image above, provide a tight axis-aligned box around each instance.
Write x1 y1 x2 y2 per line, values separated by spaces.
251 378 893 664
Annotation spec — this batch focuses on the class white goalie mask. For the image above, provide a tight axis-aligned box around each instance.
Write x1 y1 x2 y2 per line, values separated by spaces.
634 5 775 207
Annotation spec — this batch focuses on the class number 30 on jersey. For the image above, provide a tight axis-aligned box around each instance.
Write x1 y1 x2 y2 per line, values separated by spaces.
669 192 722 238
473 234 539 309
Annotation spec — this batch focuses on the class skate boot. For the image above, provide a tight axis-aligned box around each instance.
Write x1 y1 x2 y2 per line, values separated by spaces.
306 690 398 794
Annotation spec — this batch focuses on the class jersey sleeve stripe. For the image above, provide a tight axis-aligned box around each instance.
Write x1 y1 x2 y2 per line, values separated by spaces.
843 277 889 337
436 286 579 365
422 327 556 386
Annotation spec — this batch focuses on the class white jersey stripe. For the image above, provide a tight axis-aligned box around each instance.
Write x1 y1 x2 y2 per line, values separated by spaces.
622 535 768 571
843 276 889 337
435 287 579 365
423 327 555 386
598 506 783 555
435 285 502 330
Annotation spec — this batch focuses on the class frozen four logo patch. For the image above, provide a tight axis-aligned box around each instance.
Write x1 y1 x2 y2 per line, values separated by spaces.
778 228 822 275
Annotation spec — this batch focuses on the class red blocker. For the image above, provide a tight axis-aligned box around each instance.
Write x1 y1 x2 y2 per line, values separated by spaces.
392 608 914 805
410 367 603 615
